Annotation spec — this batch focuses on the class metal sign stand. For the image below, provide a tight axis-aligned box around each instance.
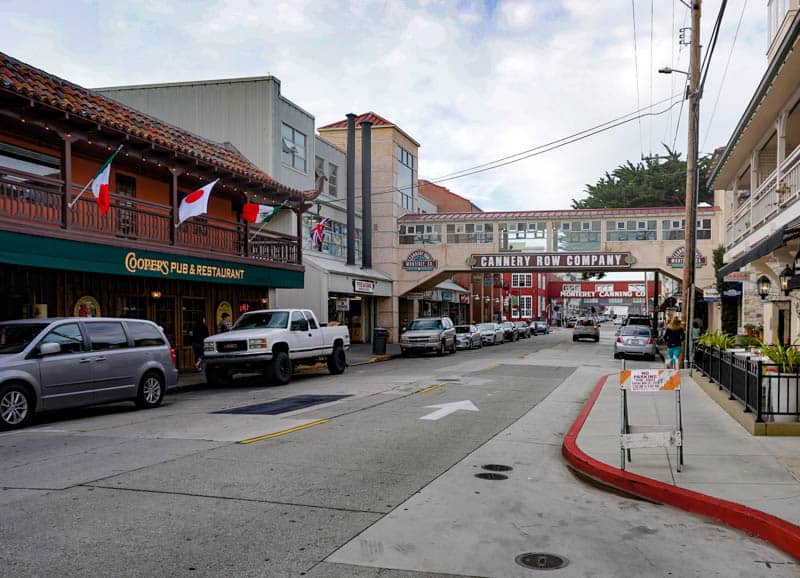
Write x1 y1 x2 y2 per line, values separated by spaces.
619 360 684 473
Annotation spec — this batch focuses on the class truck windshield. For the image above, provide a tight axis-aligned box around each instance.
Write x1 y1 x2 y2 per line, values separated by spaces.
409 319 442 331
233 311 289 330
0 323 49 354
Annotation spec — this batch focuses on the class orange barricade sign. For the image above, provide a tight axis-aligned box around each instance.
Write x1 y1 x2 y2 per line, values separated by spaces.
620 369 681 392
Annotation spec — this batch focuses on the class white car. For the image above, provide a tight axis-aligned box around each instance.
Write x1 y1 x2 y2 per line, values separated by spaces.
477 322 505 345
613 317 625 326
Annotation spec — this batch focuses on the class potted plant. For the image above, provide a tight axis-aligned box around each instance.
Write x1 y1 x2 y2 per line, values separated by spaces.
759 341 800 422
776 178 791 197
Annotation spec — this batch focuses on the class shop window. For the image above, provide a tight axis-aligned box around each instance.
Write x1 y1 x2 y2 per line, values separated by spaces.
519 295 533 318
85 322 129 350
126 321 166 347
512 273 532 288
117 296 147 319
181 299 205 346
40 323 85 354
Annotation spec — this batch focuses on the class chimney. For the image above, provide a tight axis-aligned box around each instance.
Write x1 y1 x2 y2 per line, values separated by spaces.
361 120 373 270
345 113 356 266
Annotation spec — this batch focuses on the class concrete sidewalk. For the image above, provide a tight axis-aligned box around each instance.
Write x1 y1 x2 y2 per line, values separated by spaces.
176 341 401 388
568 369 800 557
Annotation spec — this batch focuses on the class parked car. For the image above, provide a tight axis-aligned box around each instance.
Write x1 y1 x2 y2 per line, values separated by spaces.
566 317 578 328
0 318 178 430
501 321 519 341
455 325 482 350
532 320 549 335
625 315 653 328
400 317 456 357
477 322 505 345
613 316 625 326
514 321 531 339
614 325 657 361
204 309 350 386
573 318 600 342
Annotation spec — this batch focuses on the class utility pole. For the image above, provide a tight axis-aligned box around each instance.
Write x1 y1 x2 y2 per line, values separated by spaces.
680 0 702 368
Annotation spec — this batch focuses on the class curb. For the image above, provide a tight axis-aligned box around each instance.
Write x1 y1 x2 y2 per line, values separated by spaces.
350 353 400 366
562 374 800 561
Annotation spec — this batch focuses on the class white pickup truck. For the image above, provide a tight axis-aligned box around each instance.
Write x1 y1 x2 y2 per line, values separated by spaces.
203 309 350 385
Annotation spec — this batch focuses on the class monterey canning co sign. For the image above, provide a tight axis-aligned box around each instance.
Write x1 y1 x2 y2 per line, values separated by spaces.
403 249 437 271
471 252 634 271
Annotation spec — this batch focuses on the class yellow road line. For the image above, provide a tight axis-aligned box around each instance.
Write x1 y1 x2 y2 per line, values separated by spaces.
484 363 500 370
238 419 329 444
417 383 446 394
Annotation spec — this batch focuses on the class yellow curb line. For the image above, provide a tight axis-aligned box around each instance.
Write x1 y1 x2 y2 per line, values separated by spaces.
351 354 394 366
238 419 329 444
417 383 446 394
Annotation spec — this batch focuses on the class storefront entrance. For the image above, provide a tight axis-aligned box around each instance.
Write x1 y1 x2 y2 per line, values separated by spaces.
328 293 372 343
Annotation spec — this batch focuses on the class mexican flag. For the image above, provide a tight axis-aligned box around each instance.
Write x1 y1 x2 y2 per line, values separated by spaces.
90 145 122 216
242 203 282 224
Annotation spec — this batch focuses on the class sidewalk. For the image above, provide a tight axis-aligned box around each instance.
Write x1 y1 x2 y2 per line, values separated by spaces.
564 369 800 559
176 342 401 388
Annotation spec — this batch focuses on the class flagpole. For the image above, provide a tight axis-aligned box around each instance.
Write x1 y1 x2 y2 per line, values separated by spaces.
68 144 124 208
248 202 287 242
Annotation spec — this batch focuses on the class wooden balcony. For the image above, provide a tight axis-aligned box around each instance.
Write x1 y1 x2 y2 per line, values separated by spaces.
0 167 300 268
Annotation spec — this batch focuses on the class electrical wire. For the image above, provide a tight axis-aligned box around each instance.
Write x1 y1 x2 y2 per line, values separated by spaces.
649 0 654 155
699 0 728 94
631 0 644 158
702 0 746 151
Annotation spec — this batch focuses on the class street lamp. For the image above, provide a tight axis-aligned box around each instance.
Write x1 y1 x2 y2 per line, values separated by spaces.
757 276 772 300
780 265 794 296
658 67 688 75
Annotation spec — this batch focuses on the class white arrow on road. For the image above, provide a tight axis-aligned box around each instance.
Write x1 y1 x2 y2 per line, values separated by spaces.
419 400 479 421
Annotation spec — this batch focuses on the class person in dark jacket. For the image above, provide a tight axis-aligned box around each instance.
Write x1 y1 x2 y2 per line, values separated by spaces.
192 316 210 371
664 316 685 369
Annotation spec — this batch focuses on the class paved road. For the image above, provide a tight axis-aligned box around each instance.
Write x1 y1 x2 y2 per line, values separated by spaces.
0 327 794 577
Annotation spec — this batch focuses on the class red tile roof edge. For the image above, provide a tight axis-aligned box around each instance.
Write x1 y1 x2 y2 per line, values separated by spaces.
399 206 720 221
318 111 421 147
418 179 483 212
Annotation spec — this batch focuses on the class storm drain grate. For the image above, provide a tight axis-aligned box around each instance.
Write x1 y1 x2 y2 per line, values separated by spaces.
214 394 352 415
515 553 569 570
482 464 513 472
475 472 508 481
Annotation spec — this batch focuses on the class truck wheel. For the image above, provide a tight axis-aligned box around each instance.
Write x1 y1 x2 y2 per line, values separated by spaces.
270 351 292 385
206 367 233 387
449 339 457 354
437 341 445 357
327 344 347 375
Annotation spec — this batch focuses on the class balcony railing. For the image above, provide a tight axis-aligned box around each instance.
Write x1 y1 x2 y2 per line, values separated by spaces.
728 145 800 248
0 173 300 266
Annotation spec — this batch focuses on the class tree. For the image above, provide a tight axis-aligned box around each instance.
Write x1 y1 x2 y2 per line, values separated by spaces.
571 146 712 209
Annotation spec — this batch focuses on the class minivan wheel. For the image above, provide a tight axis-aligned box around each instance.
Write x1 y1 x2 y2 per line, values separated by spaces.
0 384 33 430
136 372 164 409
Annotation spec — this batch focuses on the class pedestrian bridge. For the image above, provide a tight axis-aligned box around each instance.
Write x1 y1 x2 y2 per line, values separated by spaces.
395 205 722 295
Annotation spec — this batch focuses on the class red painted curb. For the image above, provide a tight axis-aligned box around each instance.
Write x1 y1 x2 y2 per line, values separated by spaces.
562 374 800 561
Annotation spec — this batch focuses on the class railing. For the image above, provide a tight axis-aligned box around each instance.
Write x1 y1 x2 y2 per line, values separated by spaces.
0 174 301 266
694 344 800 422
399 233 442 244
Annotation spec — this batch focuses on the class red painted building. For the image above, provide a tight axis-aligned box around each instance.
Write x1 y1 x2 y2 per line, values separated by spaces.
548 280 663 318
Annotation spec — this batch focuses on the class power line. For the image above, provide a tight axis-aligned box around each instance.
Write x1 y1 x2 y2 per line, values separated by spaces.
699 0 728 94
631 0 644 158
702 0 746 151
649 0 654 155
663 0 678 143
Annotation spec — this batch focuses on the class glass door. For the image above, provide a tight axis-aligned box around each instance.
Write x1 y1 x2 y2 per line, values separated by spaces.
181 298 206 370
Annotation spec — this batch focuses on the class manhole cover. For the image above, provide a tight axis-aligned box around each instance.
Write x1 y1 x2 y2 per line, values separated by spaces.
482 464 513 472
515 553 568 570
475 472 508 481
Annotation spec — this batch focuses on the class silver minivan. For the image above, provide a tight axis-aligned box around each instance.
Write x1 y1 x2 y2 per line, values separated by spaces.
0 318 178 430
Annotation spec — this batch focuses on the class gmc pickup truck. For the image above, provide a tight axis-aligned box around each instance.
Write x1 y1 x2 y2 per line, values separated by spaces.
203 309 350 385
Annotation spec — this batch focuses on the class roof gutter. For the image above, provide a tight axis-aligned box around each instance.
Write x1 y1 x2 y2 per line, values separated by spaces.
707 11 800 190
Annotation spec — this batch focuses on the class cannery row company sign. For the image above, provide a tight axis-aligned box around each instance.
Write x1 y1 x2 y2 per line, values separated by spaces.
403 249 438 271
470 252 635 271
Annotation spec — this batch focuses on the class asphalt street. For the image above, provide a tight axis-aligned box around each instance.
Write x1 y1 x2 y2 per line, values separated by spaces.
0 326 794 577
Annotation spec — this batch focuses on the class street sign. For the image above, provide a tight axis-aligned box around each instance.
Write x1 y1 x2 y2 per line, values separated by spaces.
620 369 681 392
419 400 479 421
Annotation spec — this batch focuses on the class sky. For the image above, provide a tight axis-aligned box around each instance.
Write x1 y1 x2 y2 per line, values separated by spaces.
1 0 767 212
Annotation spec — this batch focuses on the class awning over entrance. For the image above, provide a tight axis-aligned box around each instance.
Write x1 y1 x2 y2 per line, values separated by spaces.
718 216 800 278
304 253 393 297
0 230 304 288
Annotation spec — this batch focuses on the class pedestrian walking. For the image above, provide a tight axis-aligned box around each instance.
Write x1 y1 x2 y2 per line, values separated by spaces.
664 317 685 370
217 312 232 333
192 316 209 371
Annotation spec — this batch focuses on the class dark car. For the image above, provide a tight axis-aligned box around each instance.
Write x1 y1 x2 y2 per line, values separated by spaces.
625 315 653 328
514 321 531 338
501 321 518 341
532 320 549 335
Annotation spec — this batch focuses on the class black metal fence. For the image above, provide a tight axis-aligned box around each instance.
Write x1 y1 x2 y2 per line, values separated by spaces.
693 344 800 422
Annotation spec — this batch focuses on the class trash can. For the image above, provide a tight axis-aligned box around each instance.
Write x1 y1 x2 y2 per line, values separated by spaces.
372 327 389 355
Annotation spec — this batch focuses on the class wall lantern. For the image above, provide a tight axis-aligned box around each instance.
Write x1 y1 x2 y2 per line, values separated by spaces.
780 265 794 296
473 294 480 301
757 276 771 300
260 297 269 305
484 296 490 303
495 297 500 303
150 290 162 299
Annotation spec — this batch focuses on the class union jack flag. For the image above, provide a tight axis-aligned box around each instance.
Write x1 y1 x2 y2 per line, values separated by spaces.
310 217 330 248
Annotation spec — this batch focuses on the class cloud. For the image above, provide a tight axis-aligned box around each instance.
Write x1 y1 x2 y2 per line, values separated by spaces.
0 0 768 211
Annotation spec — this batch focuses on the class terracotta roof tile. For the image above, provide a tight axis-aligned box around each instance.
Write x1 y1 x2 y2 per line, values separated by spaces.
318 111 396 130
0 51 300 196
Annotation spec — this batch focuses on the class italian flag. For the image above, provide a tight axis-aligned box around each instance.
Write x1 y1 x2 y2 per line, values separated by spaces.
242 203 282 224
90 146 122 216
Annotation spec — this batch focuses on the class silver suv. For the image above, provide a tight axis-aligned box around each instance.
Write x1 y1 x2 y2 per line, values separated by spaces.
573 317 600 342
0 318 178 430
400 317 457 357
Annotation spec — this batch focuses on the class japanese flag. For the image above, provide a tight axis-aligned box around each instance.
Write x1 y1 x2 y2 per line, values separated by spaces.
178 179 218 225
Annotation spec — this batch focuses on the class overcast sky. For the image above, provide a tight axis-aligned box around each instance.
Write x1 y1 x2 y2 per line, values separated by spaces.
2 0 767 212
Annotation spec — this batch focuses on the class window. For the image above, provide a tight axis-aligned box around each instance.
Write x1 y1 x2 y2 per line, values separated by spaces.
769 0 789 46
328 163 338 197
0 142 61 206
303 311 319 329
606 220 657 241
85 322 129 350
281 123 306 171
519 295 533 318
315 156 325 179
396 144 415 210
302 214 362 258
400 223 441 244
697 218 712 240
662 219 685 240
446 223 493 244
557 221 601 250
512 273 533 288
126 321 166 347
182 299 205 346
41 323 85 354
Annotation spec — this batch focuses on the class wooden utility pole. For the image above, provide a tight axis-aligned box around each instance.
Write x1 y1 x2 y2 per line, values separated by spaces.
680 0 702 368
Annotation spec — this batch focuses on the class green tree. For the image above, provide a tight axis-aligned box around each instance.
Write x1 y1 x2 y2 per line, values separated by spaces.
572 146 712 209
